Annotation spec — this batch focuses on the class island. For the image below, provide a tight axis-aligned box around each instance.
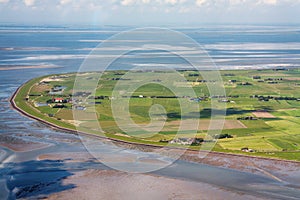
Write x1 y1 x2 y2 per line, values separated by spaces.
11 68 300 162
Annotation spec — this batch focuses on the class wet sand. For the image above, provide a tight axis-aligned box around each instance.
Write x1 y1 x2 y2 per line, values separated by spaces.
38 152 92 162
3 129 299 187
37 150 300 182
35 150 300 200
47 169 264 200
181 151 300 184
0 134 52 152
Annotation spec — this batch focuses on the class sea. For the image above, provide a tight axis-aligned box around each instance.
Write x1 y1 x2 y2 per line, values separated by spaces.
0 25 300 199
1 25 300 73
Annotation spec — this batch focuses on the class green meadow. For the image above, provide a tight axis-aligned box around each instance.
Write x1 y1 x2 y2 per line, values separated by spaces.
14 69 300 161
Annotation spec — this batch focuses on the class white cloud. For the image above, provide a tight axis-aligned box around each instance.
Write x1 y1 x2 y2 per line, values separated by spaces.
121 0 135 6
1 0 300 25
195 0 207 7
23 0 35 6
165 0 177 5
229 0 244 5
260 0 278 5
60 0 72 5
256 0 300 5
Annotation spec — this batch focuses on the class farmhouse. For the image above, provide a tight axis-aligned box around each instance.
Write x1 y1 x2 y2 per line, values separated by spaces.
253 76 261 80
34 102 48 107
237 116 258 120
190 98 202 102
53 97 65 103
73 91 92 97
224 73 235 76
241 147 255 153
49 85 66 95
73 105 86 110
239 82 252 86
218 99 230 103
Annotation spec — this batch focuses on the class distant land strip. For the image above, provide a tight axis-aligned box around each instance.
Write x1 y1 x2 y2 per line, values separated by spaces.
0 65 61 71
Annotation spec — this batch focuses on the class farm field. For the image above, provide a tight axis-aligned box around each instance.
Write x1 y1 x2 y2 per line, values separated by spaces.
13 68 300 161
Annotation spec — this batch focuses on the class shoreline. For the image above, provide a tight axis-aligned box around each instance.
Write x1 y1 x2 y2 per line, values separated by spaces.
9 80 300 166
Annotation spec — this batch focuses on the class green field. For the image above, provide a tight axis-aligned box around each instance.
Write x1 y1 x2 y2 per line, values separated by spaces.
13 69 300 161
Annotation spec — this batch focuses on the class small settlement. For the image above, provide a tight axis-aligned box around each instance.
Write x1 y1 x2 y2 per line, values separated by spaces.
30 75 86 112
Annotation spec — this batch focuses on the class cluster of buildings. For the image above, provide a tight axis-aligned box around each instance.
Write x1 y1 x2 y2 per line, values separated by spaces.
237 116 258 121
34 79 87 111
253 76 284 84
250 95 300 102
168 138 204 146
49 86 66 95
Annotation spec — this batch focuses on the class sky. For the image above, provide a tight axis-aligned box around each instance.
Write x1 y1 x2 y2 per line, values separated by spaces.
0 0 300 26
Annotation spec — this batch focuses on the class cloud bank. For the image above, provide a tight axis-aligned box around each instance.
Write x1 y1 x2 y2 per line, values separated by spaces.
0 0 299 25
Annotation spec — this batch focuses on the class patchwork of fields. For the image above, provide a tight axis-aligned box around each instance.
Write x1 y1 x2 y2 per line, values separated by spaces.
14 69 300 161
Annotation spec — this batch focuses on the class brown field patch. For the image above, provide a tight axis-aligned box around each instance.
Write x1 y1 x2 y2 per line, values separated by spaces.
284 77 300 81
55 109 97 120
31 84 52 93
277 108 297 111
259 73 290 77
164 119 246 131
100 119 246 133
252 111 276 118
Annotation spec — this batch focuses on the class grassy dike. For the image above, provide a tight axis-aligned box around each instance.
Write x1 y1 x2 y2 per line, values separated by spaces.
10 73 300 162
12 76 76 130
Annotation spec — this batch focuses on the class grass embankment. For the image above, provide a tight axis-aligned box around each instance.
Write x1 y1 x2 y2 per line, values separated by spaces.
13 77 76 130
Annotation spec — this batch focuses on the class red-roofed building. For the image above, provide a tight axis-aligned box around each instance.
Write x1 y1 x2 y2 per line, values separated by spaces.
53 97 64 103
